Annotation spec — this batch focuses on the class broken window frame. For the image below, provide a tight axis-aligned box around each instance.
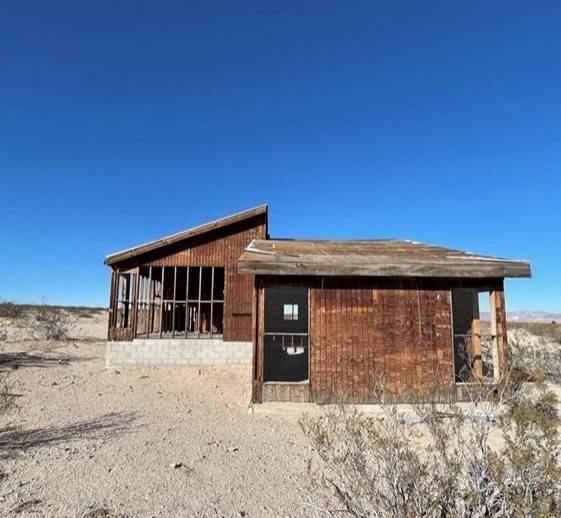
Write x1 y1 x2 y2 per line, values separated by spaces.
135 266 225 339
115 272 134 329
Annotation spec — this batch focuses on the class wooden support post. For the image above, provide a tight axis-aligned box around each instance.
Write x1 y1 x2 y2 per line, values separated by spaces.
171 266 177 338
251 276 258 402
471 291 482 378
159 267 165 338
210 267 215 337
490 282 508 382
197 267 202 337
252 278 264 403
147 266 153 337
107 270 117 340
131 269 139 339
185 266 189 337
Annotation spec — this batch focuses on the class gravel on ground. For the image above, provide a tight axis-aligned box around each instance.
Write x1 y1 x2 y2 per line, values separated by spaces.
0 311 326 517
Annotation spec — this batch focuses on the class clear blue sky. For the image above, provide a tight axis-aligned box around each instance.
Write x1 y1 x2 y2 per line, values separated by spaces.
1 1 560 311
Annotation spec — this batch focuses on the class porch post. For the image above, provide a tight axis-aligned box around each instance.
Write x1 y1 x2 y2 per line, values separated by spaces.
252 277 264 403
471 290 483 378
490 280 508 382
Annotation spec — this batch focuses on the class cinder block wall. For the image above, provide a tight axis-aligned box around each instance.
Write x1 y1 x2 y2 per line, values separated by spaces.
106 339 252 367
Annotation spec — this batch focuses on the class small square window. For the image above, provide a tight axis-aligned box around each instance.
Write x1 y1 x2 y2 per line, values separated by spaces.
283 304 298 321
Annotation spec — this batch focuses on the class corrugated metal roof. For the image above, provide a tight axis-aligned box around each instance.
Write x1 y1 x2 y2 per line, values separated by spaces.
104 204 268 266
237 239 531 278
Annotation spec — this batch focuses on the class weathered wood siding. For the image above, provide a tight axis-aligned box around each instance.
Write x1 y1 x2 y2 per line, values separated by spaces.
253 277 460 403
110 214 266 342
310 279 455 403
261 382 311 402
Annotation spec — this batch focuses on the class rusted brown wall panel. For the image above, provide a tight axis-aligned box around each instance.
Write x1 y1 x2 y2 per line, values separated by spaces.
309 278 455 403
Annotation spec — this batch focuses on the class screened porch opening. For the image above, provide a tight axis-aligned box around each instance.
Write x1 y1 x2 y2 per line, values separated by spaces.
452 288 502 382
136 266 224 338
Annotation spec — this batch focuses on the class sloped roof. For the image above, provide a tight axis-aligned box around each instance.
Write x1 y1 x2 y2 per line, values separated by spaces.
237 239 531 278
104 205 267 266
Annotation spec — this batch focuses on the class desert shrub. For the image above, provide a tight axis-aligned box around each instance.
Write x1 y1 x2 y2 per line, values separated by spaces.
509 322 561 344
0 300 23 319
28 305 76 341
509 329 561 383
301 380 560 517
492 383 561 515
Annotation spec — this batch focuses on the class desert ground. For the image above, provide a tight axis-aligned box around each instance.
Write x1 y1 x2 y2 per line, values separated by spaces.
0 310 328 517
1 309 560 517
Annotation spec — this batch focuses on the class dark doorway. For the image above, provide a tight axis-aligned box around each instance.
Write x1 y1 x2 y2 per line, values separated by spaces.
452 288 477 381
264 285 309 382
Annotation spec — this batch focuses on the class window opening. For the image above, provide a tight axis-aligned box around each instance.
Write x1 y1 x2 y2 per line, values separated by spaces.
283 304 299 321
134 266 224 339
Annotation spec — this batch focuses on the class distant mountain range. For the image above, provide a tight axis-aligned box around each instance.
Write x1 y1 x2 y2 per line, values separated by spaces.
481 311 561 323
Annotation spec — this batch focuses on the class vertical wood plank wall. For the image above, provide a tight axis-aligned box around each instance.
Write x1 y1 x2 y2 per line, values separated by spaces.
309 278 455 403
109 215 267 342
253 277 510 403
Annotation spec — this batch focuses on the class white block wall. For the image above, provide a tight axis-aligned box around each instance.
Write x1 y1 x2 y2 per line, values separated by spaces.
106 339 252 367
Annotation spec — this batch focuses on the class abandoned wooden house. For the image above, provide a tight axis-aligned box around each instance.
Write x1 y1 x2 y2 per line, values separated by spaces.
105 205 531 403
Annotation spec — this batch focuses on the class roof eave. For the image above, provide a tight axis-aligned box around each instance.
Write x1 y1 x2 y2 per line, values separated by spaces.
237 259 532 278
104 204 268 266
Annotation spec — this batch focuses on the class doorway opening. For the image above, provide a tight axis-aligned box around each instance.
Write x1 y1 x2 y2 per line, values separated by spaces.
452 288 500 382
263 285 309 382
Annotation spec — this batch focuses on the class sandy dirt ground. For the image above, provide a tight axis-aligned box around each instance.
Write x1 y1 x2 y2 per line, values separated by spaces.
1 311 560 517
0 311 326 517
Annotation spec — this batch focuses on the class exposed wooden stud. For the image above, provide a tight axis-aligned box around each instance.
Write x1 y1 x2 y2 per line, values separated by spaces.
159 267 165 338
131 268 139 338
471 291 482 378
197 267 202 337
210 267 215 338
147 266 153 337
490 290 500 382
171 266 177 338
107 270 117 339
185 266 189 338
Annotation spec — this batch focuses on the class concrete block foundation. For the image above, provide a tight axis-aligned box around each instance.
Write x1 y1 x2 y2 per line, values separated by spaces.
106 339 252 367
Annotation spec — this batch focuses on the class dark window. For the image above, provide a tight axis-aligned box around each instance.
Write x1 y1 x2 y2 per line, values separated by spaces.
264 285 309 382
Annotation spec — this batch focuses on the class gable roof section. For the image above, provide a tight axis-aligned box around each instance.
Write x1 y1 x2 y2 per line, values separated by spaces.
104 204 268 266
237 239 531 278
